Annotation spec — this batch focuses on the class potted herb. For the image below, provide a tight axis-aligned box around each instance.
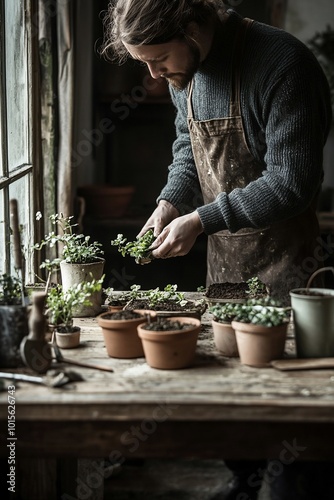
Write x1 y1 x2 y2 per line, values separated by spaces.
209 303 240 357
230 298 290 367
97 308 157 358
0 274 28 367
290 267 334 358
34 213 105 316
47 278 103 349
137 316 201 370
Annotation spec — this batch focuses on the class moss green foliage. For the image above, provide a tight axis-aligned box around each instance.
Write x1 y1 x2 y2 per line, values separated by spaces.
246 277 267 297
46 278 103 332
111 230 156 264
104 283 188 308
0 274 22 305
210 297 290 327
34 213 103 265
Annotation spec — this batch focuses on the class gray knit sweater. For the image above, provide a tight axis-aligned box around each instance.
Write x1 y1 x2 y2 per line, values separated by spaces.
157 10 332 235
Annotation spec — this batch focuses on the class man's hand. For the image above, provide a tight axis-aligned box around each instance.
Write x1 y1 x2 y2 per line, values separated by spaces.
150 211 204 259
137 200 180 238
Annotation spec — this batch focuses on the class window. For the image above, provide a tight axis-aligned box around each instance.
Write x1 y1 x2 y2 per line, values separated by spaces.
0 0 37 282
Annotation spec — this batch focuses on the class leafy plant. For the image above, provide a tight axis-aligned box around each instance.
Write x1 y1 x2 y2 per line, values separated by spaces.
103 284 142 306
104 283 191 308
246 277 267 297
0 273 22 305
209 302 240 323
34 213 103 265
111 230 156 264
46 278 103 332
210 297 290 327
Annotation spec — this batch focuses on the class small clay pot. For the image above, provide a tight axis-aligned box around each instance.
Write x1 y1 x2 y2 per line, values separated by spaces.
137 317 201 370
97 310 156 358
212 319 239 357
55 326 81 349
232 321 288 367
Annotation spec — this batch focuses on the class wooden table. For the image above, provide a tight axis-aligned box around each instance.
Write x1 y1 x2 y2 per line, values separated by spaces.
1 293 334 497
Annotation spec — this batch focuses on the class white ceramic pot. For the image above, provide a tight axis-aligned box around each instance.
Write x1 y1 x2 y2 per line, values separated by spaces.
60 258 105 317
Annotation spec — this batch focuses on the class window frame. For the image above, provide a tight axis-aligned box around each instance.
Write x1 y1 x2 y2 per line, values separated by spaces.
0 0 41 282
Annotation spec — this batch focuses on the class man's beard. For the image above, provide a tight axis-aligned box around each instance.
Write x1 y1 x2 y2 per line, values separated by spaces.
164 43 201 91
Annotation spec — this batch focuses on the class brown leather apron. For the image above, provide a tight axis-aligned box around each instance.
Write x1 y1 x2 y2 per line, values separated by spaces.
187 18 320 301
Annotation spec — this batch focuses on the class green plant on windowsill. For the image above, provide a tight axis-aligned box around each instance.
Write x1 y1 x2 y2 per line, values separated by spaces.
0 274 22 305
34 212 104 265
47 278 103 333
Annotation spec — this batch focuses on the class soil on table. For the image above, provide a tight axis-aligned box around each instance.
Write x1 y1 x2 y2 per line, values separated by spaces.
206 282 267 300
124 299 205 313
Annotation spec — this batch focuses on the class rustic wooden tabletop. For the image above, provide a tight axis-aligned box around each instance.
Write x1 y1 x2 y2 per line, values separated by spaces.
1 292 334 462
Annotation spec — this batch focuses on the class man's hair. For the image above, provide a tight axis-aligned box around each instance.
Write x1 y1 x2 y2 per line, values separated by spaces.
99 0 226 63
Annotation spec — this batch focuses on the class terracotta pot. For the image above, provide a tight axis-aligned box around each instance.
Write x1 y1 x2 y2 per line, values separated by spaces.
55 326 81 349
77 184 135 219
107 304 125 313
212 319 239 357
60 258 105 317
137 317 201 370
97 310 156 358
232 321 288 368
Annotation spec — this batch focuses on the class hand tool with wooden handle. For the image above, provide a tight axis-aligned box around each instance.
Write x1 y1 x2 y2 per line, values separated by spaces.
52 341 114 372
20 292 52 373
271 358 334 371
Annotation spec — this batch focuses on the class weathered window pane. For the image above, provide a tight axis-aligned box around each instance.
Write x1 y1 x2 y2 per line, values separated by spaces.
5 0 30 171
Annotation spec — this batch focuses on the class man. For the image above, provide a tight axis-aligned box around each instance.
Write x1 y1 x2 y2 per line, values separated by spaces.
101 0 331 303
101 1 332 498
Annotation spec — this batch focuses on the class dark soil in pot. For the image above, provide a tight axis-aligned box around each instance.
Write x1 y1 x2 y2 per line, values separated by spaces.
141 319 195 331
101 310 143 321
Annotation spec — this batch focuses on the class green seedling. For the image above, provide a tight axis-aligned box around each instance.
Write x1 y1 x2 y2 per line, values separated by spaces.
111 229 156 264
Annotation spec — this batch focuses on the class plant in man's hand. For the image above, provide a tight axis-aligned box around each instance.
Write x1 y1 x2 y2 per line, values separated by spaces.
111 229 156 264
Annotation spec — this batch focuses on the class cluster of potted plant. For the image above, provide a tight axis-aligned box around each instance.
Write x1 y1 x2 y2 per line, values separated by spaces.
97 306 201 369
47 279 103 348
209 297 290 367
103 283 205 318
34 212 105 316
99 284 205 368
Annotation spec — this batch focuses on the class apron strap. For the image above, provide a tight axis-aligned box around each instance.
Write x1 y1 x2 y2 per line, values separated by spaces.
187 79 195 120
187 17 254 120
230 17 254 116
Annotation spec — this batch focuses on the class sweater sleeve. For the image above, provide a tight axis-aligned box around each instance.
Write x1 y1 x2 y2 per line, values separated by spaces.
197 57 331 234
157 87 203 214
